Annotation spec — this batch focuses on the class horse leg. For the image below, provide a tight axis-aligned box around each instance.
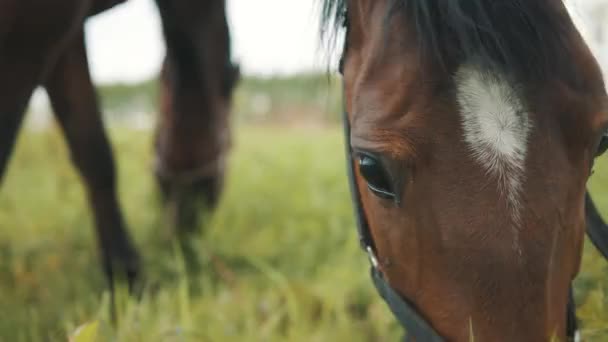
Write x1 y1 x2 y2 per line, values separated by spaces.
0 102 27 184
0 60 44 184
43 30 140 288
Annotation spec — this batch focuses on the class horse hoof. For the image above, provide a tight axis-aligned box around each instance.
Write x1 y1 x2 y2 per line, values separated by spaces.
103 250 142 295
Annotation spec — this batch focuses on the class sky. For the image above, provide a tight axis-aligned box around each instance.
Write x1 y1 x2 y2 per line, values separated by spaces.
80 0 608 84
85 0 329 84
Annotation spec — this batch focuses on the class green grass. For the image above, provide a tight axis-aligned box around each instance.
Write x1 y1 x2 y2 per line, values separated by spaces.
1 125 608 341
96 73 342 125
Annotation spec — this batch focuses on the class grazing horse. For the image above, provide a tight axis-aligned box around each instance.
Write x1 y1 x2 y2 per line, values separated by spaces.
154 0 239 236
0 0 237 284
322 0 608 340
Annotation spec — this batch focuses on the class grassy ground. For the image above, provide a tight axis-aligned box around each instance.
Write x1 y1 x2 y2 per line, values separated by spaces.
1 125 608 341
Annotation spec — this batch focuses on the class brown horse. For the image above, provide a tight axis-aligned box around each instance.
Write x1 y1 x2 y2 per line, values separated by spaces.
154 0 239 236
322 0 608 340
0 0 237 285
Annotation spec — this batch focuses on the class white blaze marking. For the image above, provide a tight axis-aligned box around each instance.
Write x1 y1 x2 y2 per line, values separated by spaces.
455 66 531 223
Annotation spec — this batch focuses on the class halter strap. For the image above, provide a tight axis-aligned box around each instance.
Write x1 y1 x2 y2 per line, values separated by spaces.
585 192 608 260
342 110 444 341
342 110 376 252
154 154 227 185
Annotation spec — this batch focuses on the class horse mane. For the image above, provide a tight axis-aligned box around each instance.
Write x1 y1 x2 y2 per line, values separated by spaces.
320 0 577 78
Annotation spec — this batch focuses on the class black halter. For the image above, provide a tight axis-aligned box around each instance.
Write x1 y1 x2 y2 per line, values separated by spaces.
342 109 608 340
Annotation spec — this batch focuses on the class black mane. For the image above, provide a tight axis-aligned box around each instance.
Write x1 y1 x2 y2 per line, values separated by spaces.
321 0 577 78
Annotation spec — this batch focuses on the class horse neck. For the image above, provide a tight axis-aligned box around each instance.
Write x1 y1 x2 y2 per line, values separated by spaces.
156 0 233 126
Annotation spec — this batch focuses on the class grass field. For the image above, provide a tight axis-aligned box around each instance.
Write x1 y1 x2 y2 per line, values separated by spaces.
1 125 608 341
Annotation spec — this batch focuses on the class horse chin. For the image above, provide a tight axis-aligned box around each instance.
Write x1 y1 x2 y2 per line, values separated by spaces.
158 173 225 238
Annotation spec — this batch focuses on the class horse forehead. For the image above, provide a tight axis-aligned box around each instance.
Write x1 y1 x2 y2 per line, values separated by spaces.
455 66 531 158
455 65 532 223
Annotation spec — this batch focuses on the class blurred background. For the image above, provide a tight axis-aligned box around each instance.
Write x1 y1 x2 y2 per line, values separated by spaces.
28 0 343 129
3 0 608 340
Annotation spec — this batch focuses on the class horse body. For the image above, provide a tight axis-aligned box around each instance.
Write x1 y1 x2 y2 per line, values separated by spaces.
0 0 86 127
326 0 608 340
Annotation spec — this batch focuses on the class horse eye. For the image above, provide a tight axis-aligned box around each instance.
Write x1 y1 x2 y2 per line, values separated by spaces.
358 154 395 200
597 134 608 157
